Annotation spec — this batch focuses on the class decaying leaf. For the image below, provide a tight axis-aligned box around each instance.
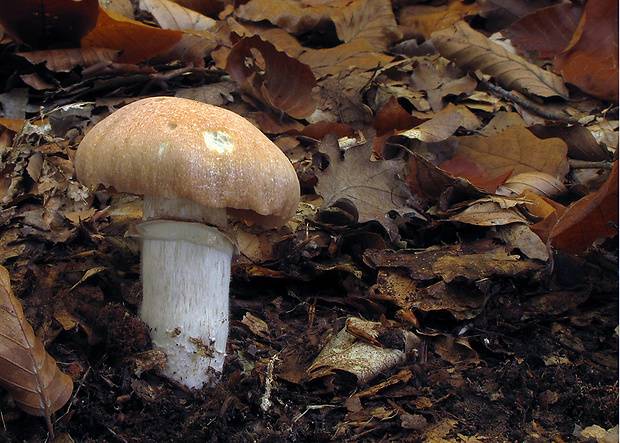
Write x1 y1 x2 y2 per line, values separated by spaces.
432 21 569 99
314 134 412 238
0 266 73 434
308 317 420 383
139 0 217 31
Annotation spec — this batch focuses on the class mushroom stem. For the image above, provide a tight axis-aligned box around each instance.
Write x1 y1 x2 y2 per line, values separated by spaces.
136 204 235 388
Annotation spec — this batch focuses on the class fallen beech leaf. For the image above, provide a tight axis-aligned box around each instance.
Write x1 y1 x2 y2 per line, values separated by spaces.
331 0 402 51
432 21 569 99
554 0 619 101
438 157 511 193
0 266 73 434
401 104 481 143
314 134 412 239
81 7 184 63
139 0 217 31
528 124 612 162
456 126 569 179
226 35 317 119
503 3 584 60
498 172 568 198
308 317 420 383
447 199 529 226
397 0 480 40
406 153 487 202
235 0 334 35
496 223 549 261
374 96 424 137
550 161 618 253
16 48 120 73
0 0 99 48
299 39 394 78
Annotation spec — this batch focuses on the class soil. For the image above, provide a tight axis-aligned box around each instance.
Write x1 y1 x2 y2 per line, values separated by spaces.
0 219 617 442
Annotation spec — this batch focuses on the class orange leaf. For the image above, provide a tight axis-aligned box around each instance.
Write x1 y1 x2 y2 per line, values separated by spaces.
438 157 511 193
550 161 619 253
81 7 183 64
554 0 619 101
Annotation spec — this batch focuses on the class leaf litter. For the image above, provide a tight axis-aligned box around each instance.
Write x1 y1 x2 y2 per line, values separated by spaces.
0 0 617 441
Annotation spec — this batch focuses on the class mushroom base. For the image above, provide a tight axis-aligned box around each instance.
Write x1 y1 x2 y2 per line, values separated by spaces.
137 219 235 389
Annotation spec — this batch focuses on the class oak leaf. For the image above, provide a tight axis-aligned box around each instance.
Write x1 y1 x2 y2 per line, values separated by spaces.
432 21 569 99
0 266 73 435
314 134 412 239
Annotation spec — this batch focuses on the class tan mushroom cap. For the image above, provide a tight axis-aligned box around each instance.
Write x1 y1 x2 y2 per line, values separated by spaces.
75 96 300 228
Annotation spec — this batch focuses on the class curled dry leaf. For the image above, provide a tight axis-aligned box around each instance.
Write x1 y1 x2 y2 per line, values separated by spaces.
139 0 217 31
432 21 569 100
497 172 568 198
0 266 73 429
16 48 121 73
226 35 317 119
308 317 420 384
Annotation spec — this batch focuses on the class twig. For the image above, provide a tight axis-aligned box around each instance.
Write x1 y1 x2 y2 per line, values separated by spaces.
569 159 615 170
480 80 580 124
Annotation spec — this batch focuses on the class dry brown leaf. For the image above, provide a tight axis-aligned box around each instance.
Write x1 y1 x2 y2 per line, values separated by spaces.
503 3 584 60
139 0 217 31
314 134 412 239
234 0 333 35
16 48 120 73
401 104 481 143
331 0 402 51
455 126 569 179
447 199 529 226
225 35 317 119
528 124 612 162
554 0 619 101
398 0 480 40
432 21 569 99
299 39 394 79
81 7 184 64
550 161 618 253
0 266 73 432
308 317 419 383
498 172 567 198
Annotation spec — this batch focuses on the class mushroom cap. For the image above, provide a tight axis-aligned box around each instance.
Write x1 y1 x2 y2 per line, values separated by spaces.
75 96 300 228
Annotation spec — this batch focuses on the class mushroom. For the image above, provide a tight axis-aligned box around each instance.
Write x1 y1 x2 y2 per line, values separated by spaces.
74 96 300 388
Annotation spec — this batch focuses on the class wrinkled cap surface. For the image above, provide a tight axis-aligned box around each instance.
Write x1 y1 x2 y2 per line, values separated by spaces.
75 96 300 227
